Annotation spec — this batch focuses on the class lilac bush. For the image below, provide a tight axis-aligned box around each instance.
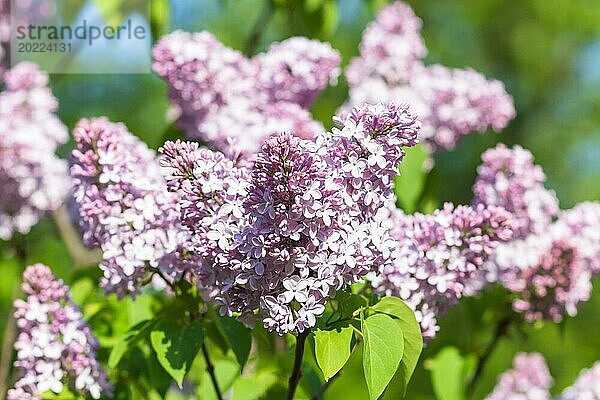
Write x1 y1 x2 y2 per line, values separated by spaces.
160 102 420 335
344 1 515 152
8 264 112 400
153 31 339 158
0 62 69 240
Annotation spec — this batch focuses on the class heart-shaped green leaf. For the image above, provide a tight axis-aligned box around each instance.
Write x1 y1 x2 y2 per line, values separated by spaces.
373 296 424 397
362 313 404 400
314 326 354 380
150 319 204 388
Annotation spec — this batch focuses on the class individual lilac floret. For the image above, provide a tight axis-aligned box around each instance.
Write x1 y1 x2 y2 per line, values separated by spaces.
344 1 515 152
70 117 200 297
0 62 69 240
254 37 341 108
553 202 600 274
485 353 552 400
497 233 591 323
473 144 559 239
370 202 512 340
558 361 600 400
153 31 340 155
160 102 420 335
8 264 112 400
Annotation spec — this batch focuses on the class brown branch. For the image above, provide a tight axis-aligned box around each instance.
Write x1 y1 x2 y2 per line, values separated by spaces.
287 330 309 400
202 343 224 400
52 205 101 268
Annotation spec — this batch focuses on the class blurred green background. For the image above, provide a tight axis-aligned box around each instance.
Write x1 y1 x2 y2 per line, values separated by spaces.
2 0 600 399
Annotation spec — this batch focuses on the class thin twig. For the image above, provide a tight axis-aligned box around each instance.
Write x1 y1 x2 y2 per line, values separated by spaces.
52 205 102 268
467 315 513 395
287 330 309 400
243 0 275 55
202 343 224 400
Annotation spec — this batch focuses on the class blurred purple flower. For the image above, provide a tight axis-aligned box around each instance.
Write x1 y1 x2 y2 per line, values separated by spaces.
344 1 515 152
153 31 340 157
8 264 112 400
485 352 552 400
0 62 69 240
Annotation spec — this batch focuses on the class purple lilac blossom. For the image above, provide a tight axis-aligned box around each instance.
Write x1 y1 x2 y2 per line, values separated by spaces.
553 202 600 274
474 144 594 322
70 117 201 297
558 361 600 400
485 353 552 400
495 232 592 323
7 264 112 400
370 202 512 340
0 62 69 240
344 1 515 152
473 144 559 239
152 31 339 156
160 102 420 335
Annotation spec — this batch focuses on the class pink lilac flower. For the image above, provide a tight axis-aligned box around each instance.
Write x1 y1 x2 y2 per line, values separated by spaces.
496 233 592 323
0 62 69 240
7 264 112 400
344 1 515 152
558 361 600 400
474 144 594 322
485 353 552 400
70 117 202 297
370 202 512 340
152 31 339 156
553 202 600 274
160 102 420 335
473 144 559 239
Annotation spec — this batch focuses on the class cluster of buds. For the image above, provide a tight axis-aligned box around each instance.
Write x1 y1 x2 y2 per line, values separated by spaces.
152 31 340 157
160 102 420 335
70 117 202 297
8 264 112 400
370 202 512 340
344 1 515 152
0 62 69 240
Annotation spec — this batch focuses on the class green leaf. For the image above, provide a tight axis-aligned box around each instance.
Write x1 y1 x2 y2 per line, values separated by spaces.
336 290 368 320
150 319 205 388
427 347 476 400
314 326 354 381
394 144 429 213
362 314 405 400
108 319 155 368
372 296 423 397
151 0 170 40
220 316 252 368
108 336 129 368
321 0 339 37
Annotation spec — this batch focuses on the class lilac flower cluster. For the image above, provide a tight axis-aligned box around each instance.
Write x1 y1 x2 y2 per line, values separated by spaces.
153 31 340 156
344 1 515 152
473 144 559 239
160 102 420 335
474 144 596 322
8 264 112 400
485 353 553 400
558 361 600 400
70 117 200 297
370 202 512 340
0 62 69 240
